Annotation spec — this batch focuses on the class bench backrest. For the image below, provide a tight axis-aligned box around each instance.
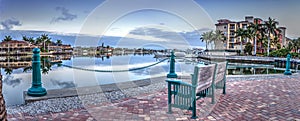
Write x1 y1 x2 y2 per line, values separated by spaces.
192 64 217 94
214 62 227 84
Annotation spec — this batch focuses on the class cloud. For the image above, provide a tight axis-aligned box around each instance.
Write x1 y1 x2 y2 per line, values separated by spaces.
125 27 208 49
51 7 77 23
128 27 209 41
0 18 22 30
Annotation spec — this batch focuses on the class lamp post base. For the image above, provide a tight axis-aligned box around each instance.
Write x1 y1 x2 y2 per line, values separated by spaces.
27 87 47 97
167 73 178 78
284 71 292 75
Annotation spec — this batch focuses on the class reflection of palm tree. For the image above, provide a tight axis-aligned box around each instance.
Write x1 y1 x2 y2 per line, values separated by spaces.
4 68 13 75
41 57 52 74
23 66 32 72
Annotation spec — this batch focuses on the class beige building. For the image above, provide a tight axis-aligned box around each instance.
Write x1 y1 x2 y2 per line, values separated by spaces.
215 16 286 54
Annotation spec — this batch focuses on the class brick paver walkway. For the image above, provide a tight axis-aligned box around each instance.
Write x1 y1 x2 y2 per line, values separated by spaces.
8 74 300 120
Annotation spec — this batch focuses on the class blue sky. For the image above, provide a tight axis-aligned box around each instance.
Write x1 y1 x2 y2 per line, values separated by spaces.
0 0 300 48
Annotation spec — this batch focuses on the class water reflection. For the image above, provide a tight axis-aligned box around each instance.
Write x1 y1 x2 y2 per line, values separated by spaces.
50 79 76 88
3 75 21 88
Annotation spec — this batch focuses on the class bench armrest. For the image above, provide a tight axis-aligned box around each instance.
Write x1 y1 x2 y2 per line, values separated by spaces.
166 79 193 87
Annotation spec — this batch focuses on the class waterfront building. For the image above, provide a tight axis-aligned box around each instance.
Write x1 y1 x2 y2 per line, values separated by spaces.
0 40 73 55
215 16 286 54
0 40 36 55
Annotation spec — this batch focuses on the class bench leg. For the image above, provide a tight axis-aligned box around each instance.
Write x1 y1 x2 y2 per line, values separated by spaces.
191 98 197 119
211 84 215 104
223 79 226 94
167 83 172 114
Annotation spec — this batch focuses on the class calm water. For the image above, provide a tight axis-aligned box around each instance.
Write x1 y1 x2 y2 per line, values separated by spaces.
2 54 197 105
2 55 288 105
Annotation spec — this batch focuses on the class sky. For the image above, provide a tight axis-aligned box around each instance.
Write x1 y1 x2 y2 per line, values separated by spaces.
0 0 300 48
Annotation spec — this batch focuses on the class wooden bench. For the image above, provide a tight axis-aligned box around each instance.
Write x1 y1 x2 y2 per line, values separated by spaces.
166 61 227 119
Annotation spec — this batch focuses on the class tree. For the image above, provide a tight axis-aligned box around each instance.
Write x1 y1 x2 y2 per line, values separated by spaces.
200 30 214 50
235 28 248 54
40 34 51 52
2 36 12 42
35 37 43 45
288 38 300 52
56 39 62 46
264 17 279 56
213 30 226 49
23 36 35 44
22 35 29 42
247 23 261 55
244 42 253 55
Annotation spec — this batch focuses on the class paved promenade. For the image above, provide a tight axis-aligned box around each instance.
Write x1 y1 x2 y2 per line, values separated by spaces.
8 73 300 120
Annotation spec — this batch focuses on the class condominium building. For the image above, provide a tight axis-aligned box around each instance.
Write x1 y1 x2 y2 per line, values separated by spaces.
0 40 73 55
0 40 36 55
215 16 286 54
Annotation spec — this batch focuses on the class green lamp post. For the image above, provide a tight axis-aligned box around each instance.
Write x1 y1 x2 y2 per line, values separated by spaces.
27 48 47 96
284 53 292 75
167 50 177 78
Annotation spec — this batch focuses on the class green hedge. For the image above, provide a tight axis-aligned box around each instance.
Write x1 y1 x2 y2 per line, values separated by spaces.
269 48 300 58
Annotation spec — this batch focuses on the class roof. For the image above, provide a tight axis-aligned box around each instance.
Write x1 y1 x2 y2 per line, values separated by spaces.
0 40 30 45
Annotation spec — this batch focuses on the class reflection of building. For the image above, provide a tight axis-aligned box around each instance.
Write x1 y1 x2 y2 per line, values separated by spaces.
0 55 71 69
0 40 36 55
215 16 286 53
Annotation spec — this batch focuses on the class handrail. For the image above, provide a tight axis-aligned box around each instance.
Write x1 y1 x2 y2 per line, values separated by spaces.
61 58 168 72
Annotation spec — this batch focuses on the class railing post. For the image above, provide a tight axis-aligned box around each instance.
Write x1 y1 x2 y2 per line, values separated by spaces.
167 50 177 78
284 53 292 75
27 48 47 96
167 83 172 114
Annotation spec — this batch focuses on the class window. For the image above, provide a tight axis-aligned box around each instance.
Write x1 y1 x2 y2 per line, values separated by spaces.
224 25 227 29
229 43 234 48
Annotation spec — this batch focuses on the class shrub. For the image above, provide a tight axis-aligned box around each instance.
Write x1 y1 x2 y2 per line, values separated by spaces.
269 48 290 57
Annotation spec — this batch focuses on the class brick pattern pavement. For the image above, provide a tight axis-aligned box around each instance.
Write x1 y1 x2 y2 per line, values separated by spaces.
7 74 300 121
202 74 300 121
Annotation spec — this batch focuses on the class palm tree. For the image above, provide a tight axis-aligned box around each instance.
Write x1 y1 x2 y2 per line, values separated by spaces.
55 39 62 52
40 34 51 52
23 36 35 44
2 35 12 42
200 30 214 50
45 39 52 52
22 35 29 42
213 30 226 49
56 39 62 46
235 28 248 54
247 23 261 55
35 37 43 45
288 38 300 52
264 17 279 56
